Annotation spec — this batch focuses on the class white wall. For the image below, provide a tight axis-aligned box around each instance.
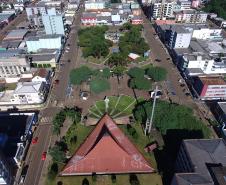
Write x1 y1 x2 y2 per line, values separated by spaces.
85 2 105 10
192 28 222 40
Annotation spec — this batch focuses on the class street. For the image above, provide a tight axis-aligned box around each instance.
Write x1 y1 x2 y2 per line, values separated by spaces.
21 9 83 185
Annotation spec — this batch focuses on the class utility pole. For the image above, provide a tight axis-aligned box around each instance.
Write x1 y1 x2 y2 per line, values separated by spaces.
145 86 158 135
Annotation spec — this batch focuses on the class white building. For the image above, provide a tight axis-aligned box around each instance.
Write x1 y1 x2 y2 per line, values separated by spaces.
32 69 50 84
11 82 47 104
84 1 105 11
168 26 192 49
177 0 191 10
151 0 177 20
192 28 222 40
175 10 207 23
42 14 65 35
26 35 63 52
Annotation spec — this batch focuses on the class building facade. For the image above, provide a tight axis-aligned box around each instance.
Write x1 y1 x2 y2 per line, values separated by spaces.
175 10 208 24
193 77 226 100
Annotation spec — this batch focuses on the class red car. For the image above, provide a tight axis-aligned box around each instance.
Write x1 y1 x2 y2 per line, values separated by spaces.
31 137 38 144
54 79 59 85
41 152 47 161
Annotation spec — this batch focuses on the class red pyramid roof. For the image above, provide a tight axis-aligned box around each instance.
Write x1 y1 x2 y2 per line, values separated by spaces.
60 114 154 175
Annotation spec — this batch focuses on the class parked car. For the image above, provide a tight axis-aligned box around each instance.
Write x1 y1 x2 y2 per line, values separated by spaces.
32 137 38 144
155 59 161 62
41 152 47 160
54 79 59 85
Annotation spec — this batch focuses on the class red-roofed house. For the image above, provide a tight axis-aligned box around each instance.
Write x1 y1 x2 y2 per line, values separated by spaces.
60 114 154 176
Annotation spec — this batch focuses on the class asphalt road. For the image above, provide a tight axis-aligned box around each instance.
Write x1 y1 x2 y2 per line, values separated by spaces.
22 8 83 185
141 13 195 107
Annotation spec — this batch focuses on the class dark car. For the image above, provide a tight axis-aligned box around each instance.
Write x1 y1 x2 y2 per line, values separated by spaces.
155 59 161 62
54 79 59 85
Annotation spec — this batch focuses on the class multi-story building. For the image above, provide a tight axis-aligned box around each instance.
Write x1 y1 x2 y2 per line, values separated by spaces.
175 10 208 24
26 34 63 52
84 1 105 11
167 26 192 49
81 12 97 26
151 0 177 20
177 0 191 10
172 138 226 185
0 150 14 185
11 82 48 104
193 77 226 100
0 50 30 79
42 14 65 35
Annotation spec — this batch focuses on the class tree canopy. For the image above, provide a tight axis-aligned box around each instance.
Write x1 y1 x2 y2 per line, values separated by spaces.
128 67 145 79
203 0 226 19
78 26 112 58
146 66 167 81
108 53 127 67
133 100 210 138
119 24 149 56
90 78 110 94
49 145 66 163
129 77 151 90
102 68 111 79
70 66 92 85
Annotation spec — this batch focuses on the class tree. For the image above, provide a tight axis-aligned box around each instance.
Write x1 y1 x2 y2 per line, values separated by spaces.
113 66 126 76
102 68 111 79
130 174 140 185
146 67 167 81
133 100 211 137
82 178 89 185
128 67 145 79
48 163 58 179
49 145 66 163
108 53 127 67
70 66 92 85
90 78 110 94
129 78 151 90
111 174 116 183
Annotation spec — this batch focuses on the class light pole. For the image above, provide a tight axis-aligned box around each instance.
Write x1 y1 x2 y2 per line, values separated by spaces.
145 86 158 135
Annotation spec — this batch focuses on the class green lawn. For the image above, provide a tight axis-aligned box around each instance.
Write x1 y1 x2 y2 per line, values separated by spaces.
46 123 162 185
88 95 143 119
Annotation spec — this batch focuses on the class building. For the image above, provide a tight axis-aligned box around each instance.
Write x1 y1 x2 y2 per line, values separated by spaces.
177 0 192 10
11 82 48 104
192 27 222 40
157 25 192 49
174 10 208 24
32 68 51 84
0 150 14 185
172 138 226 185
81 12 97 26
42 14 65 35
0 50 30 78
60 114 154 175
84 1 105 11
131 16 143 24
151 0 177 20
167 26 192 49
193 77 226 100
211 102 226 125
26 34 63 52
191 0 200 8
3 29 28 41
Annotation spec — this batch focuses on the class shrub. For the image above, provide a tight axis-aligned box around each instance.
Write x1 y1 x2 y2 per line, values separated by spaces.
82 178 89 185
48 163 58 180
111 174 116 183
129 174 140 185
92 173 97 182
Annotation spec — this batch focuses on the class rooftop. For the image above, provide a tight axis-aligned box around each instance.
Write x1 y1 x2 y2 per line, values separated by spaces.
3 29 28 41
14 82 43 94
217 102 226 114
199 77 226 85
0 13 14 22
60 114 154 175
26 34 62 41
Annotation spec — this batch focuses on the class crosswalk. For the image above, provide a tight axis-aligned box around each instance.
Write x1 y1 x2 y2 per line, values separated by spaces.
40 117 52 123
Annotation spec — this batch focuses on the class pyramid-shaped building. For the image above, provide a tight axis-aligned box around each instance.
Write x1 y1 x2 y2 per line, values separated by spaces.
60 114 154 176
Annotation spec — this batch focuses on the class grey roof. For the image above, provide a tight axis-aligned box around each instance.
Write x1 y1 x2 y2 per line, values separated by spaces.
174 173 213 185
14 82 43 94
4 29 28 40
82 12 97 18
30 54 55 61
97 16 111 21
0 49 25 58
186 68 204 74
26 34 62 41
217 102 226 114
159 24 191 34
0 13 14 22
0 40 22 49
183 139 226 180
